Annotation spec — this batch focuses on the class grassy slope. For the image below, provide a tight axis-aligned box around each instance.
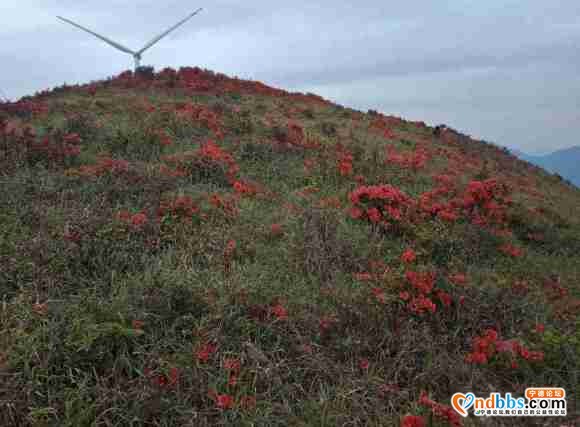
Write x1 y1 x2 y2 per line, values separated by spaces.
1 68 579 426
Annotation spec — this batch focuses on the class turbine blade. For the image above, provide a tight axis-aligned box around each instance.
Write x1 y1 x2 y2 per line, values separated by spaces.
137 8 202 55
57 16 136 55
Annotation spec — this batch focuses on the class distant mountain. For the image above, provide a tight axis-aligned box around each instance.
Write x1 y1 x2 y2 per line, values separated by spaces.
511 146 580 187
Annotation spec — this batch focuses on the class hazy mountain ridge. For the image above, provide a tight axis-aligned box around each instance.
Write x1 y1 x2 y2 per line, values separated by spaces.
512 146 580 186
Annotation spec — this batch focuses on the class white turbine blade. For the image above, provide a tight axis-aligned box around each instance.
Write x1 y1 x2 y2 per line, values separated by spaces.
57 16 136 55
137 8 202 55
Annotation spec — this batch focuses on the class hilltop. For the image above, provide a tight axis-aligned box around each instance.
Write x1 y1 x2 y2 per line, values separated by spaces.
1 67 579 426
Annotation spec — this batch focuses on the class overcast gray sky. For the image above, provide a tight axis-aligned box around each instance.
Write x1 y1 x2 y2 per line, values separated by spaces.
1 1 579 153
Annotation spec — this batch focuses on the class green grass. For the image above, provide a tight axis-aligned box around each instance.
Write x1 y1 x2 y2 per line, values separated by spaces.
0 68 579 426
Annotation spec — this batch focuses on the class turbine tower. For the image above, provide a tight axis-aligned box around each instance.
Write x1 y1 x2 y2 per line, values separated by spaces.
57 8 203 71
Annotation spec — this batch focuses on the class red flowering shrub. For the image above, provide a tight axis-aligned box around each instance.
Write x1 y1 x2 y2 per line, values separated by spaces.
174 103 224 138
270 223 284 236
338 153 353 176
116 210 148 231
158 195 200 224
195 342 218 363
368 115 396 139
401 248 417 263
385 146 430 171
359 358 370 370
408 294 437 314
418 391 462 427
371 287 388 304
66 155 130 179
499 243 525 258
349 184 413 229
405 271 435 294
270 304 288 320
465 329 544 366
208 391 235 410
222 357 241 387
144 366 180 389
397 270 459 315
131 213 147 228
15 130 82 168
233 180 259 196
161 139 239 185
462 178 512 226
208 193 240 218
401 415 426 427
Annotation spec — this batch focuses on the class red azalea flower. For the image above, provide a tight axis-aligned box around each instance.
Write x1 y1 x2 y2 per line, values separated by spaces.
436 290 452 307
367 207 382 223
225 239 236 255
406 271 436 294
349 206 364 219
131 212 147 227
401 415 426 427
319 316 335 332
215 393 234 409
271 304 288 320
270 223 283 235
465 351 488 364
359 358 370 370
408 294 437 315
437 209 459 222
372 287 387 304
151 367 180 388
385 205 402 220
485 329 498 342
401 248 417 263
223 358 241 372
196 343 217 363
418 391 462 427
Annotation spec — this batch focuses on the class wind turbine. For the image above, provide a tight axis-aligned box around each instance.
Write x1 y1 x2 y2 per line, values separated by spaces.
57 8 203 71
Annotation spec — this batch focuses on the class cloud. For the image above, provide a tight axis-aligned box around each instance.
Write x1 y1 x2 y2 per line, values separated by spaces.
1 0 579 152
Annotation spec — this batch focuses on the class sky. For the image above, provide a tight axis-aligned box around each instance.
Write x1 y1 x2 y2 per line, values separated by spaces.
1 1 579 154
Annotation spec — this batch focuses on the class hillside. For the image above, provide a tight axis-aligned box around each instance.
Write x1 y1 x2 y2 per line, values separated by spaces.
1 67 579 426
513 147 580 187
